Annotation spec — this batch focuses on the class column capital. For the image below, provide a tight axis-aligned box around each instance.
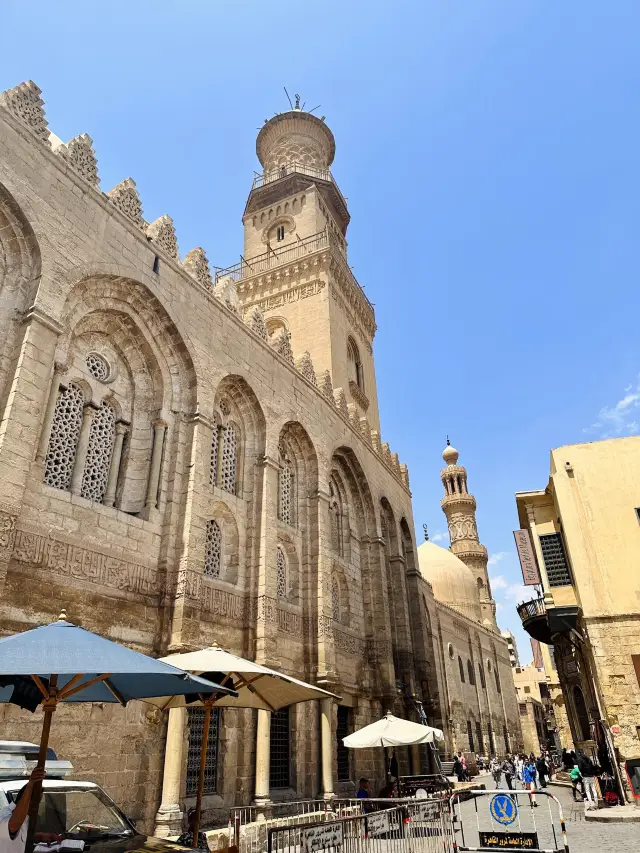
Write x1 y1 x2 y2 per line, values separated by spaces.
258 453 280 472
115 422 128 436
53 360 67 375
153 418 168 430
22 305 65 335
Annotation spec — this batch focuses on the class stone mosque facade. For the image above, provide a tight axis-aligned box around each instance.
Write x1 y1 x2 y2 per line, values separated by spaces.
0 81 520 834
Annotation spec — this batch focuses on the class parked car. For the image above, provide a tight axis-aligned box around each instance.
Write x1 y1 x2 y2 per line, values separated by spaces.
0 742 190 853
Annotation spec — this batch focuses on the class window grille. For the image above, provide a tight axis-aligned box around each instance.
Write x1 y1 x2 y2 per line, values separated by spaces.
539 533 573 586
331 576 340 621
488 723 495 755
209 427 219 487
220 423 238 494
44 383 84 491
458 656 465 683
467 720 475 753
80 402 116 502
336 706 351 782
85 353 110 382
494 666 501 693
478 662 486 689
269 707 291 789
276 547 287 599
475 722 484 754
278 456 294 525
276 225 285 241
186 707 220 796
329 484 343 555
204 520 222 578
519 703 528 716
467 660 475 685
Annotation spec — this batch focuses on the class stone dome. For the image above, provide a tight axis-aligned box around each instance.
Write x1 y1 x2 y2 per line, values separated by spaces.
442 442 459 466
417 540 482 622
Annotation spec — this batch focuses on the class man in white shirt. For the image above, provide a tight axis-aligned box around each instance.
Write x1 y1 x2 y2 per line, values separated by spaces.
0 767 46 853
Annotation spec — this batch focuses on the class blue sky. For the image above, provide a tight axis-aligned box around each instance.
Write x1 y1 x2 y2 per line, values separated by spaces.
3 1 640 663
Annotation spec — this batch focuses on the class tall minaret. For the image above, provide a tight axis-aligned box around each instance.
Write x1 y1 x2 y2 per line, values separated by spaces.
237 98 380 430
440 440 497 628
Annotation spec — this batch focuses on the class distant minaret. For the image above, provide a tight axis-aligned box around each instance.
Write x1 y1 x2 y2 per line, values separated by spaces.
440 440 497 627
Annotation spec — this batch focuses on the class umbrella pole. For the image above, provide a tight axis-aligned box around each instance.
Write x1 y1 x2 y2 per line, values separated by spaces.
25 675 58 853
192 702 212 849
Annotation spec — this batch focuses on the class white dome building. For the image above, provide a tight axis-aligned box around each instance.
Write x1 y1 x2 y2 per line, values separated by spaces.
417 540 482 622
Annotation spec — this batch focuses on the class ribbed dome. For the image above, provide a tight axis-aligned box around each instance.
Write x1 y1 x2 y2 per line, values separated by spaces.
417 541 482 622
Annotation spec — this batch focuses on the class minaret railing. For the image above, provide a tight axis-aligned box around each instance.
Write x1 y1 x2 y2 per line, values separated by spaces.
251 162 348 210
214 229 330 283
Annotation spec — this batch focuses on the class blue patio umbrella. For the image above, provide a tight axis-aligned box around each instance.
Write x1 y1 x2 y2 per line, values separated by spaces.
0 611 237 851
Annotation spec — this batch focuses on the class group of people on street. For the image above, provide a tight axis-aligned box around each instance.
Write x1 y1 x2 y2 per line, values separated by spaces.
490 752 553 806
562 748 600 810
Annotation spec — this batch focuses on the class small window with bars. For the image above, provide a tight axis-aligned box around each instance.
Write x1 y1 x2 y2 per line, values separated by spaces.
519 703 528 716
467 720 475 753
336 706 351 782
539 532 573 586
269 707 291 789
475 721 484 754
186 707 220 796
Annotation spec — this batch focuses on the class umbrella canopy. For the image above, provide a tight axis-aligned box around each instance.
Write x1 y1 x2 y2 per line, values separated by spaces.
153 645 340 711
343 712 444 748
0 620 237 705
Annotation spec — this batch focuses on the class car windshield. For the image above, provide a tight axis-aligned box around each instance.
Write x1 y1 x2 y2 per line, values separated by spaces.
7 786 132 838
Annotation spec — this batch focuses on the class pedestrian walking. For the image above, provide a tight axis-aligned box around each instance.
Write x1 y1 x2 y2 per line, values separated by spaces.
577 751 599 811
536 755 548 788
502 757 515 790
490 757 502 787
460 752 469 781
522 759 538 806
569 765 584 802
453 754 465 782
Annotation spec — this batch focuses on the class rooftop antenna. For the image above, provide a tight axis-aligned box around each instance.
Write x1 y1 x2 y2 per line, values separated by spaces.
284 87 293 110
307 104 322 114
423 523 429 542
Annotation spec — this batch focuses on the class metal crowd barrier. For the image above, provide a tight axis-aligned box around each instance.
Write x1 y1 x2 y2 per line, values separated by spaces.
230 800 336 851
450 789 569 853
266 799 455 853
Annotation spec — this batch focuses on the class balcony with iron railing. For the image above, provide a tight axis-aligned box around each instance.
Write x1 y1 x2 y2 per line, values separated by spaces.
251 162 348 211
214 229 375 315
517 596 551 644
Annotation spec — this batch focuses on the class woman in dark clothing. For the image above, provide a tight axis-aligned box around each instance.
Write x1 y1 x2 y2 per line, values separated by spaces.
536 756 548 788
453 755 464 782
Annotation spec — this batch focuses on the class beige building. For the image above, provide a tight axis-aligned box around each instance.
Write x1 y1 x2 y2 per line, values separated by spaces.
518 697 547 757
0 80 519 835
515 436 640 801
501 631 520 668
512 663 558 752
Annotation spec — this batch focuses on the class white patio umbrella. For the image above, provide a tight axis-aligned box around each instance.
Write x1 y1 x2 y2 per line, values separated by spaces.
151 645 340 846
343 711 444 748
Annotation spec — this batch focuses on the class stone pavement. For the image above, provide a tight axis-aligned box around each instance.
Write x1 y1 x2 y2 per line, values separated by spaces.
473 774 640 851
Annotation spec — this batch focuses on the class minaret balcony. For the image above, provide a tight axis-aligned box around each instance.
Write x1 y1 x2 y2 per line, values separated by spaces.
251 161 348 211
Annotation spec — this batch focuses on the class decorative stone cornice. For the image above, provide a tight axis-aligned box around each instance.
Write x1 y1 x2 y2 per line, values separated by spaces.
0 80 49 144
55 133 99 185
349 380 369 411
183 247 212 289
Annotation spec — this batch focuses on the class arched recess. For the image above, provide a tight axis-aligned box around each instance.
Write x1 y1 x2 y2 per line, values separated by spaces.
42 276 196 515
212 375 266 601
202 499 240 586
277 421 318 618
380 498 410 679
330 445 388 689
0 182 42 414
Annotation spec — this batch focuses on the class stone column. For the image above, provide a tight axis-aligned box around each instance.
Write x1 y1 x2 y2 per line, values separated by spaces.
145 419 167 509
36 361 66 462
254 709 271 805
103 423 127 508
315 488 336 683
320 698 334 799
255 453 280 666
70 405 96 496
154 707 187 838
410 744 421 775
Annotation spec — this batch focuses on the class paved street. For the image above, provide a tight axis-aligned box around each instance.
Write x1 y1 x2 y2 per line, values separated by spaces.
456 774 640 852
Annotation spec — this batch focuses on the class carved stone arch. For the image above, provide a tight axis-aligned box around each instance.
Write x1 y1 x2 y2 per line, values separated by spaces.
51 274 197 513
266 315 289 339
213 375 266 499
331 562 350 626
0 182 43 408
204 499 240 585
276 530 299 604
261 214 296 244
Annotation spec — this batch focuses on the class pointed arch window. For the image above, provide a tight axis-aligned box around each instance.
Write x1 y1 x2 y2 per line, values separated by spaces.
209 426 219 487
347 337 364 391
44 383 85 491
458 656 465 683
331 575 340 622
204 519 222 578
276 546 288 599
278 444 295 526
329 482 344 556
219 422 238 495
80 401 116 502
467 659 475 685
